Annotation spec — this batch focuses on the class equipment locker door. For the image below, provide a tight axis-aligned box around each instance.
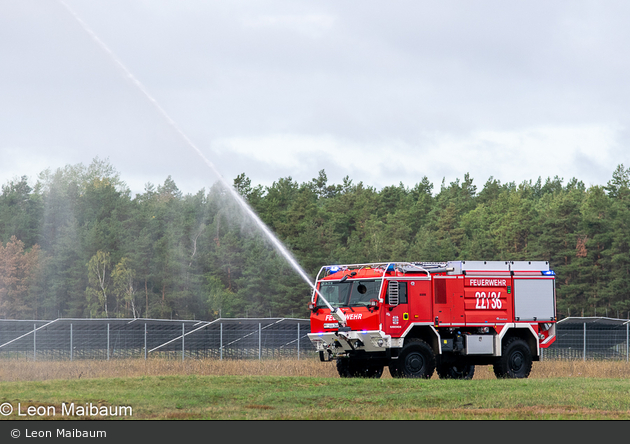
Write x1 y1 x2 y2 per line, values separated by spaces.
407 279 432 323
433 276 465 326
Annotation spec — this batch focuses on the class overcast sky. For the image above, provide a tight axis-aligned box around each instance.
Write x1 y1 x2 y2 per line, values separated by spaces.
1 0 629 196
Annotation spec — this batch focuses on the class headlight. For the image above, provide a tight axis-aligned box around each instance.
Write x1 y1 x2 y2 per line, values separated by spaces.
370 337 386 348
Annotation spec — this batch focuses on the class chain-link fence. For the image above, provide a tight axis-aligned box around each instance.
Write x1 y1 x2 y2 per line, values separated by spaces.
1 316 628 361
543 317 630 361
0 318 314 361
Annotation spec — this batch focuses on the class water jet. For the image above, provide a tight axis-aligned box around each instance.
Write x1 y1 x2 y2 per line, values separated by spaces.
58 0 328 310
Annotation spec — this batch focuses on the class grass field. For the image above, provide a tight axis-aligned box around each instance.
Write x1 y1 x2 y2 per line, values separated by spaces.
1 358 630 420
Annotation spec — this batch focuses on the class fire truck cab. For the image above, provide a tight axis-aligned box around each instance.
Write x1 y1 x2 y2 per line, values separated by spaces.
307 261 556 379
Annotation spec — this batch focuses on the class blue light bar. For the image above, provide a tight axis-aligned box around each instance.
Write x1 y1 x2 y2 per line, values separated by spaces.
328 266 340 274
542 270 555 276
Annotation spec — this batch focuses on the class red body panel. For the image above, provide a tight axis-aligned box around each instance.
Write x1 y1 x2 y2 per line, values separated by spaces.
462 275 513 324
310 307 380 333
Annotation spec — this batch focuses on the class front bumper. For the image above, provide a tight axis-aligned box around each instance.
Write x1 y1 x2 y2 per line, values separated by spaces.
308 330 392 357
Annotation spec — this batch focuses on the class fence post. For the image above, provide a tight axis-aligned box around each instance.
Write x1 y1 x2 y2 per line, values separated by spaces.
627 322 629 363
220 323 223 361
259 323 262 360
297 323 300 360
70 323 73 361
144 323 147 361
107 323 110 361
33 324 36 361
583 322 586 361
182 323 185 362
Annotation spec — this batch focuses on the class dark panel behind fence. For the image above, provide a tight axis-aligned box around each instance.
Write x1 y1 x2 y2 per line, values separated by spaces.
1 317 628 361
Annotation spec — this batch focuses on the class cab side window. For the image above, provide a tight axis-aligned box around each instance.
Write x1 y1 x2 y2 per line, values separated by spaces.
385 281 408 304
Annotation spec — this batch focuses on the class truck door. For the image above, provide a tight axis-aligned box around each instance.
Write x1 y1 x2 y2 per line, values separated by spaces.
383 280 410 334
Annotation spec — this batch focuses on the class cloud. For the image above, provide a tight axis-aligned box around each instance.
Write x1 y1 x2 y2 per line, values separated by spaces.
426 124 621 185
242 13 337 39
1 0 629 197
213 123 622 191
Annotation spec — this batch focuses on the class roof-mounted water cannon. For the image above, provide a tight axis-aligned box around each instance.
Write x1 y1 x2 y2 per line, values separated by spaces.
329 306 348 327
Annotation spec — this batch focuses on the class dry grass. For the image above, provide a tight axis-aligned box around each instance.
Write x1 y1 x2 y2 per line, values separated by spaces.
474 360 630 379
0 357 336 382
1 357 630 382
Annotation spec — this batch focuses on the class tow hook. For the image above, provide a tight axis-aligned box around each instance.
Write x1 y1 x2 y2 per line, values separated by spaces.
319 350 334 362
336 328 362 351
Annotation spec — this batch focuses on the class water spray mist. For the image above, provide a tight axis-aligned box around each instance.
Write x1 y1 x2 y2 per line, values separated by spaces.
57 0 340 320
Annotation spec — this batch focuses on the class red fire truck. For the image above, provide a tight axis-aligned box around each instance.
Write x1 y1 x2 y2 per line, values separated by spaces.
307 261 556 379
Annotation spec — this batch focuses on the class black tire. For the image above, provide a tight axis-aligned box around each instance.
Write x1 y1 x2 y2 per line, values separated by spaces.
493 338 532 379
388 360 402 378
361 364 384 379
437 362 475 380
336 358 355 378
393 338 435 379
336 358 384 378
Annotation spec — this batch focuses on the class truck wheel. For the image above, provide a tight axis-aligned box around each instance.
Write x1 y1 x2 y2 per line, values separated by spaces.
336 358 356 378
336 359 383 378
493 338 532 379
395 338 435 379
437 363 475 380
361 364 384 379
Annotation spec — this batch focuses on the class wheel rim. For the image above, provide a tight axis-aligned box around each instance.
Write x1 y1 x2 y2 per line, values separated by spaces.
405 352 425 374
509 350 524 372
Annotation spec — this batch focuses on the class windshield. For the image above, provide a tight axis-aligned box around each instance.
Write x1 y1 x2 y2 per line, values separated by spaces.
316 279 382 308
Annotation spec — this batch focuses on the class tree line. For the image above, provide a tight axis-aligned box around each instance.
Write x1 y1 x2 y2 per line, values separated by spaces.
1 158 629 321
